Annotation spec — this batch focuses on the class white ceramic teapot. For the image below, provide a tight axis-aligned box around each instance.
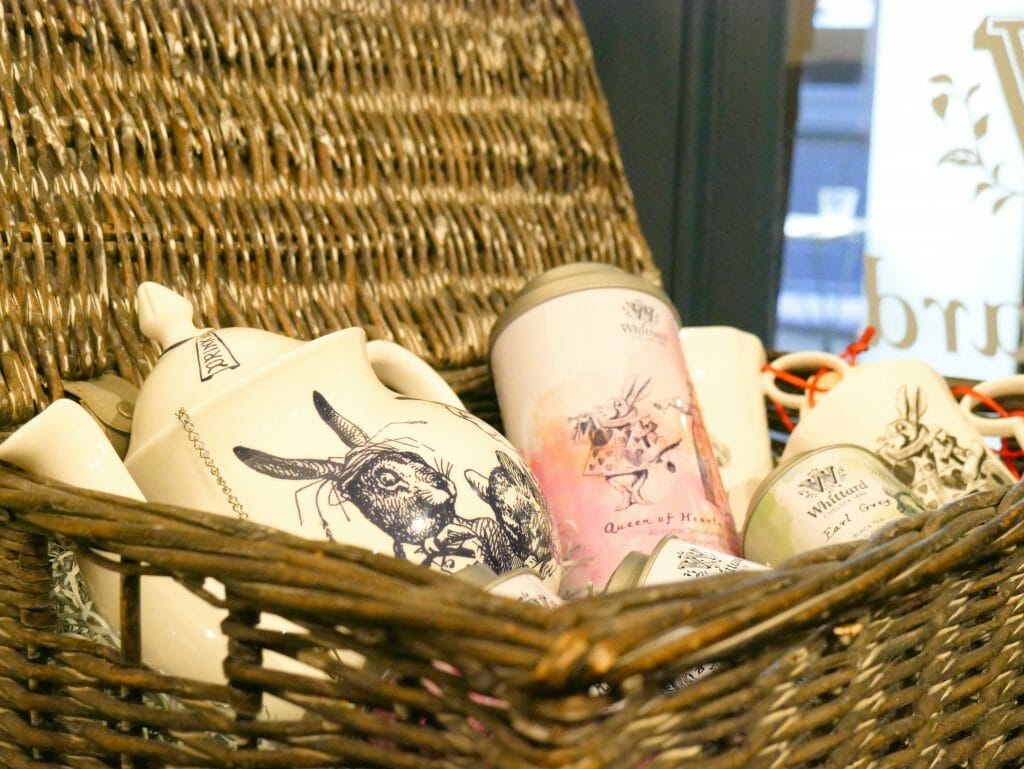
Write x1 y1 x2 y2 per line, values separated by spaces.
124 283 561 583
0 399 344 719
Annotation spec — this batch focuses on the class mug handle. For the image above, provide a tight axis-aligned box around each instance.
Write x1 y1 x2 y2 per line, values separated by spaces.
366 340 466 410
959 375 1024 446
761 351 850 412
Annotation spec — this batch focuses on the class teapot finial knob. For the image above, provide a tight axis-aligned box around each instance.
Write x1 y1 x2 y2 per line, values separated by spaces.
137 282 203 351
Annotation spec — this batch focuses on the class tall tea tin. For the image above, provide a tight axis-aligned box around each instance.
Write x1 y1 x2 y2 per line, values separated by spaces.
743 444 926 566
489 263 739 592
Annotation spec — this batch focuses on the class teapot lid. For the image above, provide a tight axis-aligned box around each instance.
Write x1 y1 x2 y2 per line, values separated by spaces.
127 283 302 457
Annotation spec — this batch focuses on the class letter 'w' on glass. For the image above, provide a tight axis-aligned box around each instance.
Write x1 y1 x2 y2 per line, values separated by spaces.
975 17 1024 154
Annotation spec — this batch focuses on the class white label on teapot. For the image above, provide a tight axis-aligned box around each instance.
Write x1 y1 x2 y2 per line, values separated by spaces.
195 331 240 381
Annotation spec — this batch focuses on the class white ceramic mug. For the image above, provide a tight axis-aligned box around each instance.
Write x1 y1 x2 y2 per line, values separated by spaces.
679 326 773 529
960 374 1024 448
766 355 1014 509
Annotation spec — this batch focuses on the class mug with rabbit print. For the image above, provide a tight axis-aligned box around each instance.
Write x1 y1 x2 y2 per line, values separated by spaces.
777 358 1014 510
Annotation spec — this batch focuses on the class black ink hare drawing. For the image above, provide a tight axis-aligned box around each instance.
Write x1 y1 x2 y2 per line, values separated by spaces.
569 378 681 510
465 451 556 575
875 385 1006 509
233 391 555 576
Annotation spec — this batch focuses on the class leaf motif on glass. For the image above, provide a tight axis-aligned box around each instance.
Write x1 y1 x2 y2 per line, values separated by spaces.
937 148 978 166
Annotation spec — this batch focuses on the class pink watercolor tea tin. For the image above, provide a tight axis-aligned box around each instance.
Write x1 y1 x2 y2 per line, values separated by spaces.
489 263 740 592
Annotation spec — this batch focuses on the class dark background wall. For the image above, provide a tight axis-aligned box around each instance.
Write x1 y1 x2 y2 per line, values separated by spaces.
576 1 795 344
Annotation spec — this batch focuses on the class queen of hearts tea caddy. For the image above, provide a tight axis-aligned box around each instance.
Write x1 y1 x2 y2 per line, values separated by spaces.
489 263 740 592
124 282 560 584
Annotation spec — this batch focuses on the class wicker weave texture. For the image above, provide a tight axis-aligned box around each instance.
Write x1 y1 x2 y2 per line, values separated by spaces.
7 1 1024 768
3 474 1024 768
0 0 655 427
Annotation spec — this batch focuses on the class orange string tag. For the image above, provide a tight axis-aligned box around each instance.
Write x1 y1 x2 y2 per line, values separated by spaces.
764 326 876 432
952 385 1023 480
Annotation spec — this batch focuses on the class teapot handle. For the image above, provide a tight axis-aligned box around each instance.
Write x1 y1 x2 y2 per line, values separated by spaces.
366 340 465 410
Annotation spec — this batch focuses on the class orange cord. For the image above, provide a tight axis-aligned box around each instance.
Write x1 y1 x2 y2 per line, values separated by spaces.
951 385 1024 480
764 327 876 430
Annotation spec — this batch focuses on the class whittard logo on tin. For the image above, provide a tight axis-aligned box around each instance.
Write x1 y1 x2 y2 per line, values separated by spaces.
620 298 670 344
795 464 868 518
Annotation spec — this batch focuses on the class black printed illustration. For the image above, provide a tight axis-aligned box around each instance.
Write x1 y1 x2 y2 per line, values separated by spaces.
569 378 682 510
875 385 1006 509
675 547 733 579
233 391 555 576
465 451 556 577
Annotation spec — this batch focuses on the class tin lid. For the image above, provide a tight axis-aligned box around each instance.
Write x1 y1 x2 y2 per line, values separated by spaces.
454 562 500 588
488 263 680 356
604 551 649 594
741 443 879 552
636 535 680 586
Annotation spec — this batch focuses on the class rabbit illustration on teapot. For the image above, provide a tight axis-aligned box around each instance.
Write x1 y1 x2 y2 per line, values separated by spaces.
234 391 557 576
124 281 561 585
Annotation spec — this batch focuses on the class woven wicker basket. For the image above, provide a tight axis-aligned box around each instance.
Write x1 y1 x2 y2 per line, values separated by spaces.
3 2 1024 767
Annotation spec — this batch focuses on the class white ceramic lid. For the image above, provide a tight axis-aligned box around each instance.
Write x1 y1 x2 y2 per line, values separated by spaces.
128 282 302 458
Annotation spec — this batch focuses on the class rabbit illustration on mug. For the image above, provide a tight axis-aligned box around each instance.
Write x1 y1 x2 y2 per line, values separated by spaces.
876 385 1002 509
234 391 555 575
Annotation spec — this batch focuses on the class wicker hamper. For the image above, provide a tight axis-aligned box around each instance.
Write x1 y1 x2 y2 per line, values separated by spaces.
1 2 1023 767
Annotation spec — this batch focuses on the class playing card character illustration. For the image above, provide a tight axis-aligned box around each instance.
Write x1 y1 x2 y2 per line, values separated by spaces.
875 385 1008 509
569 378 684 511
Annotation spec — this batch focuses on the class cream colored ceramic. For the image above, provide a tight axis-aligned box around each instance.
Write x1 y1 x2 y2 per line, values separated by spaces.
959 374 1024 447
0 399 320 719
679 326 773 529
776 358 1013 509
760 350 851 412
126 283 560 583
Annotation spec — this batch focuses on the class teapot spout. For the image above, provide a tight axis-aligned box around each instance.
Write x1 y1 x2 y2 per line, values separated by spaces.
0 400 146 501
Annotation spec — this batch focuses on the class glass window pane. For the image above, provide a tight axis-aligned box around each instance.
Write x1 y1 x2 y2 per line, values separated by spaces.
777 0 1024 379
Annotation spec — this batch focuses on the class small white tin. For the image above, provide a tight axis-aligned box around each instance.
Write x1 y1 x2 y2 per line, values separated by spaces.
605 536 766 593
457 563 563 609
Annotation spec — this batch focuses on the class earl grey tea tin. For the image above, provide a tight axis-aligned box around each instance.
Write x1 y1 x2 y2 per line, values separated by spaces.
743 444 925 566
